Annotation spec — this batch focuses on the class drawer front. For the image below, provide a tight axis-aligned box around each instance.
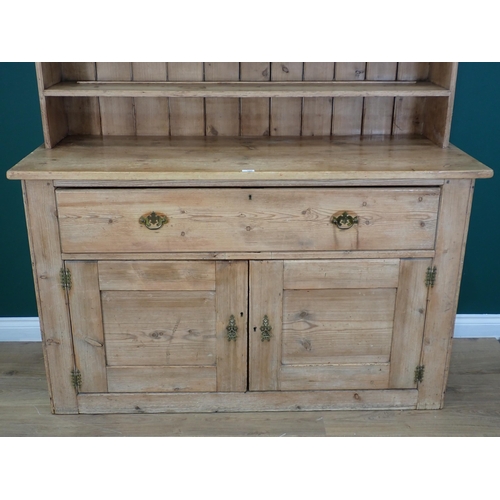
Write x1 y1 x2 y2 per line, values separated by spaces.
56 188 439 253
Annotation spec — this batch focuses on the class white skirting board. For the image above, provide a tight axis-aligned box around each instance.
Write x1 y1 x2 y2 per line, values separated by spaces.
0 315 499 342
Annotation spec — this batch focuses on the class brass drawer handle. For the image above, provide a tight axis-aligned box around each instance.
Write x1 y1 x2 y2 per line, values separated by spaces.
139 211 168 230
226 315 238 341
331 211 359 230
260 315 272 342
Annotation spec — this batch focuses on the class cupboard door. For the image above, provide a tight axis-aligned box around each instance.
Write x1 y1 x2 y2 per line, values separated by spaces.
249 259 430 391
67 260 247 393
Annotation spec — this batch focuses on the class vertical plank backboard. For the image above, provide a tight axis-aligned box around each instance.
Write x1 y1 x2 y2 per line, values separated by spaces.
205 63 240 136
63 62 101 136
333 63 365 135
66 261 107 393
22 181 77 413
270 62 303 136
215 261 248 392
417 179 474 409
240 62 270 136
97 63 135 135
249 261 284 391
132 63 169 136
302 63 334 136
168 63 205 136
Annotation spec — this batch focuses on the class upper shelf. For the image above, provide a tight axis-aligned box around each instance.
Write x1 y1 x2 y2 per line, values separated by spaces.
43 81 451 98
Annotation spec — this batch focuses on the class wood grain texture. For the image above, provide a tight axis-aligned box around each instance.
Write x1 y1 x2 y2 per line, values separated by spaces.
249 260 283 391
417 179 474 409
101 290 216 367
9 136 492 181
167 62 204 136
271 62 302 136
240 62 270 136
281 288 396 366
66 261 107 393
22 181 77 413
389 258 431 388
107 366 217 392
78 389 417 413
55 187 440 253
98 261 216 291
215 261 248 392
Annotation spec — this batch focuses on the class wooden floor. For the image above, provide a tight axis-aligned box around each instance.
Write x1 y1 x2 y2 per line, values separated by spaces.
1 339 499 436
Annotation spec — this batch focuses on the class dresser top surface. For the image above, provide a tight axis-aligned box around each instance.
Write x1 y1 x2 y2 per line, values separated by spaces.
7 135 493 182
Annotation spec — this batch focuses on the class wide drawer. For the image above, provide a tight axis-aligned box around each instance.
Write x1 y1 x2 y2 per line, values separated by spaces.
56 188 440 253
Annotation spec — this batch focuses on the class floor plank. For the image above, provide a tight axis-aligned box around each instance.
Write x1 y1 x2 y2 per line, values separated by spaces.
0 339 499 436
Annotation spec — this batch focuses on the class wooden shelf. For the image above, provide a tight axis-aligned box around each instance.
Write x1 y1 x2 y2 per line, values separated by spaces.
43 81 451 98
7 136 492 182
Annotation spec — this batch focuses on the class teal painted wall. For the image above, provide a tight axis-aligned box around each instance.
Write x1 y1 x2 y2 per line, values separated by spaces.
0 62 498 316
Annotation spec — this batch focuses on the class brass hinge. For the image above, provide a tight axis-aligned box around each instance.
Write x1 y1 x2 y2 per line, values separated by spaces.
414 365 425 384
60 268 72 290
425 266 437 287
71 368 82 390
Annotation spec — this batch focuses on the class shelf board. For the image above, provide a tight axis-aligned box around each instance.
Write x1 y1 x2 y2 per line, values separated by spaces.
43 81 451 98
7 136 492 182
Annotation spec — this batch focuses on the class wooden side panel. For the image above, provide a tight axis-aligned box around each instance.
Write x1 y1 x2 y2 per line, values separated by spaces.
22 181 77 413
249 260 283 391
418 179 474 409
107 366 216 392
62 62 101 136
423 63 458 147
66 261 107 393
98 261 216 291
389 258 431 388
97 63 135 135
215 261 248 392
240 62 270 136
270 62 302 136
333 62 365 136
102 290 216 366
168 62 204 136
302 63 334 136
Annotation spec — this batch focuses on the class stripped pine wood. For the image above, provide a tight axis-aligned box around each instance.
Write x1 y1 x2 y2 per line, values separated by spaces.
98 261 216 291
101 290 217 367
240 62 270 136
283 259 400 289
22 181 77 413
62 62 100 136
205 63 240 136
96 63 135 136
66 261 107 393
333 63 365 136
107 366 217 392
389 259 431 388
279 364 391 391
215 261 248 392
397 62 430 81
302 63 334 136
271 62 303 136
167 62 204 136
55 188 440 253
417 179 474 409
77 389 418 413
281 288 396 366
249 261 283 391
